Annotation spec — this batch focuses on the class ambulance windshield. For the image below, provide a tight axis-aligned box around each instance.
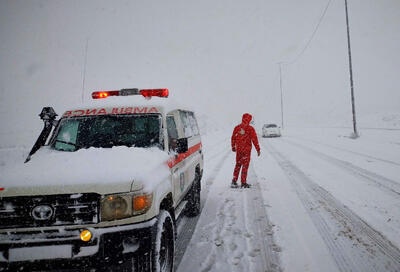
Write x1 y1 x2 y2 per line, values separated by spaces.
51 114 162 151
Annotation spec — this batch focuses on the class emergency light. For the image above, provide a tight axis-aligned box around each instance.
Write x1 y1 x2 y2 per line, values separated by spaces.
92 88 169 99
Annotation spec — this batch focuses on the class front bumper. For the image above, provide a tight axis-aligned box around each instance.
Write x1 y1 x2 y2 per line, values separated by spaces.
263 133 280 137
0 218 157 271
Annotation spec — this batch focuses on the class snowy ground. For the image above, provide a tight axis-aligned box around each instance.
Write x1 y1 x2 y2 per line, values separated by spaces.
1 127 399 272
177 127 400 272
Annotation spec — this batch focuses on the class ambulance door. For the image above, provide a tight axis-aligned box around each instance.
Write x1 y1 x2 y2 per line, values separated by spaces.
187 111 202 177
179 111 196 193
166 115 186 204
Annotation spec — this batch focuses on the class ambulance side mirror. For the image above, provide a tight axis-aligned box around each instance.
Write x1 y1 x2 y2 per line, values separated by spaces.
25 107 59 163
176 138 188 154
39 107 58 123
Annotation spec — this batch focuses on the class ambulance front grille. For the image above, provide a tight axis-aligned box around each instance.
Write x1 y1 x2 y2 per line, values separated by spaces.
0 193 100 229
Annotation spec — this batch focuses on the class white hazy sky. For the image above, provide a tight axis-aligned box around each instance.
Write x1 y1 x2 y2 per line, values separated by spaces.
1 0 399 146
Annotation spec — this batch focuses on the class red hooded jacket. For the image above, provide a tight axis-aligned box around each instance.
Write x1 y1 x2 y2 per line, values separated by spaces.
231 113 260 153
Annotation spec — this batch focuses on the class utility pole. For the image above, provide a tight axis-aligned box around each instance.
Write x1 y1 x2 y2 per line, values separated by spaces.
344 0 359 138
278 62 284 129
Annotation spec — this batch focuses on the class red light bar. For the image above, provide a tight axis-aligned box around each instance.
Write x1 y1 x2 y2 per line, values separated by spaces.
91 88 168 99
92 90 119 99
140 89 169 98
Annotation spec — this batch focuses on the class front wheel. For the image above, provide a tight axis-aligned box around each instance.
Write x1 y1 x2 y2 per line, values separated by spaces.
128 210 175 272
152 210 175 272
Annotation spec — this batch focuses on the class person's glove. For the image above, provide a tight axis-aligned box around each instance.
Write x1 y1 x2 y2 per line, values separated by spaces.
232 147 236 152
257 150 261 157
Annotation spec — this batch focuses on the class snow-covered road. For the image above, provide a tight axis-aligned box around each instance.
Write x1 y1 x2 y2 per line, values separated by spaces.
1 127 399 271
176 128 400 272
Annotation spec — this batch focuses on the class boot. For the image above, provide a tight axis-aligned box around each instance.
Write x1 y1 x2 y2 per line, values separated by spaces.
241 183 251 188
231 181 239 188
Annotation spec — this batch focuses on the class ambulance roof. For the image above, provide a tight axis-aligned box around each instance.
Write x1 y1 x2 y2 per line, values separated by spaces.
62 91 191 118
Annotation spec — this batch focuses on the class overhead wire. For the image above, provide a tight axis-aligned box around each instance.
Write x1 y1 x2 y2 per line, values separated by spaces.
282 0 333 66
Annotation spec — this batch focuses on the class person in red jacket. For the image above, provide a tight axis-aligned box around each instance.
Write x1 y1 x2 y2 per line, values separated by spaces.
231 113 260 188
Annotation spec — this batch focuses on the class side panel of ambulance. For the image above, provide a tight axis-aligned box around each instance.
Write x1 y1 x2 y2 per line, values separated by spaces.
167 110 203 208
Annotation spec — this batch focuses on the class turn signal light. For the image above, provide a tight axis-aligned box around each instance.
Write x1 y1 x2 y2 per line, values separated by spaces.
133 194 153 215
80 230 92 242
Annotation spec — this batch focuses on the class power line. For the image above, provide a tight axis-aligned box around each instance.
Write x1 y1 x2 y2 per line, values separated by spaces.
284 0 333 65
276 0 333 129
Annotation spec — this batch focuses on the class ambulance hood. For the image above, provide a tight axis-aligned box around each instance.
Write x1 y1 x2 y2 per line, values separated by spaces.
0 146 170 197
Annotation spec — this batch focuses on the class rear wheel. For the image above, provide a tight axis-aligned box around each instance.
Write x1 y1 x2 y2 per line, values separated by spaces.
186 172 201 217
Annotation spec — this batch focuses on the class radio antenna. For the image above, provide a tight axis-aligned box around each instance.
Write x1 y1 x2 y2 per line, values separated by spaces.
81 37 89 104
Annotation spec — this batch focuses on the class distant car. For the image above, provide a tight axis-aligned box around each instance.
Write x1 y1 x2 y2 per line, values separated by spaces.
262 124 281 137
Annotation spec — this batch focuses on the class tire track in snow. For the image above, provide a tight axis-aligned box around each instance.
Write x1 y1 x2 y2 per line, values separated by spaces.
195 151 248 272
178 148 281 272
285 135 400 167
196 149 250 272
206 136 230 156
243 164 281 272
263 141 400 272
282 138 400 197
199 191 246 272
204 136 231 167
175 149 231 270
203 149 231 198
199 166 281 272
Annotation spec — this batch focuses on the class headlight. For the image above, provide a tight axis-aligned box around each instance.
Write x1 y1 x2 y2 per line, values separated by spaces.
101 194 132 221
100 193 153 221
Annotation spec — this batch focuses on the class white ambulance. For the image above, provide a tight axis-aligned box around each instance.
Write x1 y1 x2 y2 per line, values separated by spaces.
0 88 203 272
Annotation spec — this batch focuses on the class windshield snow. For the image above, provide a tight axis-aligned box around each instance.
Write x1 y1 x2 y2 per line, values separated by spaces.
51 114 162 151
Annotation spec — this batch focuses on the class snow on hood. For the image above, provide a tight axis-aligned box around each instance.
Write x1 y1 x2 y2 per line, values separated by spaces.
0 146 170 194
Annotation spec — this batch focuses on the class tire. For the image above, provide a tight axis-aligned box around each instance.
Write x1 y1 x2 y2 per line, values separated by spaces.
130 252 152 272
128 210 174 272
152 210 175 272
186 173 201 217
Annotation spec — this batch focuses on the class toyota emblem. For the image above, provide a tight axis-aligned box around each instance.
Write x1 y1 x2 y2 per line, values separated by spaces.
31 205 54 221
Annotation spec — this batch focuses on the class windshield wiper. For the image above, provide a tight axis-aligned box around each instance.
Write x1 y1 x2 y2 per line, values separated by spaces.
55 140 79 148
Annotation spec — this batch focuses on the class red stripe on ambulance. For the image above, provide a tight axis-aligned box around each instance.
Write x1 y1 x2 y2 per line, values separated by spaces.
167 143 202 168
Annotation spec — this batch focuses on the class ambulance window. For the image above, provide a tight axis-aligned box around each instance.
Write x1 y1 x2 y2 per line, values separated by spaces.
134 118 146 132
179 111 193 138
167 116 178 139
167 116 178 151
52 114 162 151
188 112 199 136
54 119 79 151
